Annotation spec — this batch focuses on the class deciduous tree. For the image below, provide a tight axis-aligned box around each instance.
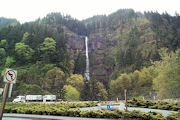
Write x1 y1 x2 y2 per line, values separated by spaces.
63 85 80 101
66 74 84 92
39 37 56 63
15 42 34 62
153 48 180 98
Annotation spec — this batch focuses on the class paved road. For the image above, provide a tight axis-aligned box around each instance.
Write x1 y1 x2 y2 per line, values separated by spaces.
80 103 177 116
3 114 115 120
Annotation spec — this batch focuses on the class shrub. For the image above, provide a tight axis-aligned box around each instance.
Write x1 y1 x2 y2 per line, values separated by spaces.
66 109 80 117
128 98 180 111
102 110 120 118
166 111 180 120
2 102 169 119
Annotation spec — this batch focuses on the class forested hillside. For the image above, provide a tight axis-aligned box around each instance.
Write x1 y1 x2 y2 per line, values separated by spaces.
83 9 180 99
0 9 180 100
0 17 19 30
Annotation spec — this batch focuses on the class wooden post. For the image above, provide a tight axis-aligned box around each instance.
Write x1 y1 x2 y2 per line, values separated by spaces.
124 89 128 112
0 83 10 120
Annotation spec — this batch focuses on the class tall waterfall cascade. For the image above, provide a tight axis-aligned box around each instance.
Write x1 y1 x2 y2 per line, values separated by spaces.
84 36 90 81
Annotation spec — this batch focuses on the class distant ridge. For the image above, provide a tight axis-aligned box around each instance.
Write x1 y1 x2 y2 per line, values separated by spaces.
0 17 19 30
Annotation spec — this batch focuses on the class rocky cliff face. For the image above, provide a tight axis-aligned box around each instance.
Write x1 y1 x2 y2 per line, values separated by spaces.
89 32 113 86
66 32 109 51
66 29 113 87
67 35 85 51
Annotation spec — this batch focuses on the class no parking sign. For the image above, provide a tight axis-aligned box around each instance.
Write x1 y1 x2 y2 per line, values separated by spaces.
3 68 17 84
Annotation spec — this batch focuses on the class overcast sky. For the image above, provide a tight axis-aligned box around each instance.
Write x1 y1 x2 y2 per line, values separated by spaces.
0 0 180 23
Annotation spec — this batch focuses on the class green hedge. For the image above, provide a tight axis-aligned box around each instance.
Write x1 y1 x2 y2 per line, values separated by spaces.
1 102 180 120
128 98 180 111
166 111 180 120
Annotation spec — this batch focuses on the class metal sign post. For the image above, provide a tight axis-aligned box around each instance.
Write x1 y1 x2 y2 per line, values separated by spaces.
8 83 13 98
0 68 17 120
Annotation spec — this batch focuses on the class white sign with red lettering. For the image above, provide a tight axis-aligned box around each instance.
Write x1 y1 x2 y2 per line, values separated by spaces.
3 68 17 83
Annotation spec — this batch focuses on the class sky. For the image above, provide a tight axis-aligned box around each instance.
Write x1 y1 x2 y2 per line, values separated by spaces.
0 0 180 23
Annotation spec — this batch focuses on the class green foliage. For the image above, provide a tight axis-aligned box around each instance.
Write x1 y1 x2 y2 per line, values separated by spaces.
1 10 180 101
88 77 108 101
2 102 98 115
109 80 119 98
139 67 153 87
63 85 80 101
0 39 8 49
95 82 108 101
39 37 56 52
0 15 71 99
0 17 19 30
131 70 141 96
0 48 6 57
41 64 56 73
5 56 15 68
17 63 55 84
166 111 180 120
67 60 75 74
13 82 49 96
110 73 131 99
44 67 65 97
1 102 167 119
74 52 86 74
45 67 65 85
66 74 84 92
128 98 180 111
110 64 157 99
39 37 56 63
15 42 34 62
42 13 87 35
153 48 180 98
21 32 30 43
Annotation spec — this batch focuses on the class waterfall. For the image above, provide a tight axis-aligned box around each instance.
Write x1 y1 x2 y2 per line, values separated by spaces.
84 36 90 81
